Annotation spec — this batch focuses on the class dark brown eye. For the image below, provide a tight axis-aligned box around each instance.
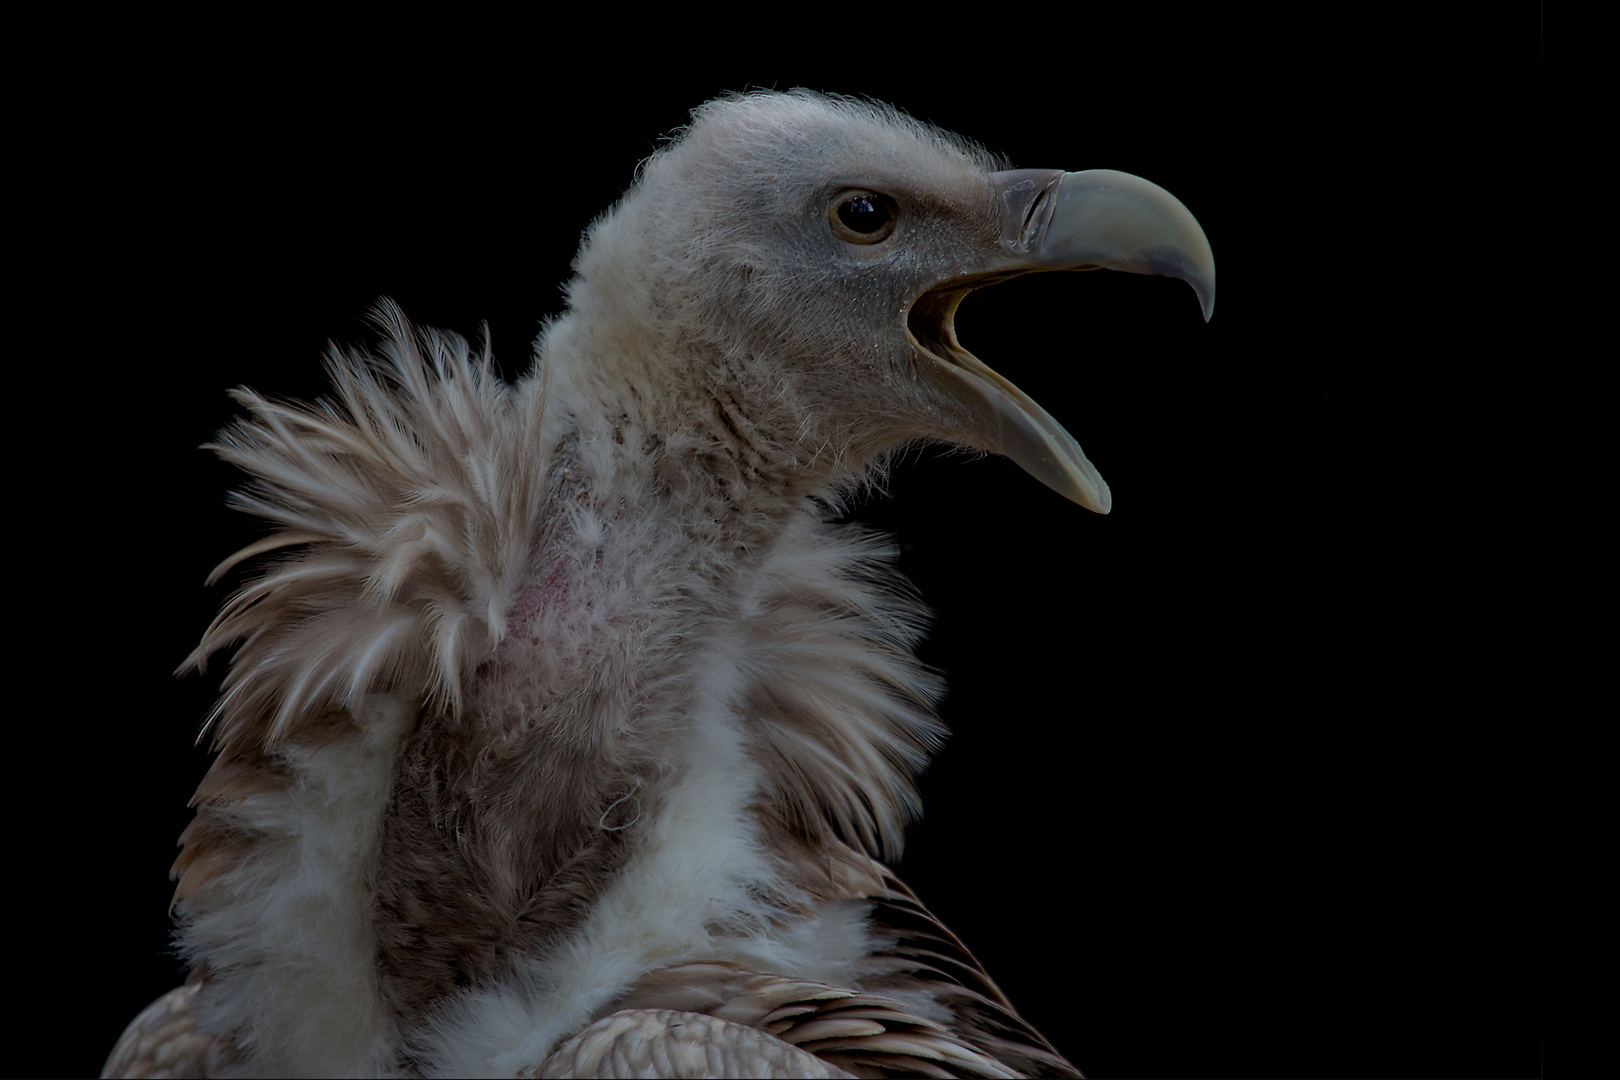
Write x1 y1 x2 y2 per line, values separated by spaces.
830 190 897 244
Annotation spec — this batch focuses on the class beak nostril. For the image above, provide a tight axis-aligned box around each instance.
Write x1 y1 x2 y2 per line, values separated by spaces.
1018 173 1063 251
1020 187 1047 249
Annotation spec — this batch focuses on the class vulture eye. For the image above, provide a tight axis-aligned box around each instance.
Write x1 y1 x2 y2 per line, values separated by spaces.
831 190 897 244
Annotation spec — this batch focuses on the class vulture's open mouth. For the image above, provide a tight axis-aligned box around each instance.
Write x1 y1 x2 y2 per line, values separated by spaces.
907 274 1114 514
904 167 1214 513
905 284 974 367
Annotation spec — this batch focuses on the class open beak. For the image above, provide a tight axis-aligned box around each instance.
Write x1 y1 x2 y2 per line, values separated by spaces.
912 168 1215 513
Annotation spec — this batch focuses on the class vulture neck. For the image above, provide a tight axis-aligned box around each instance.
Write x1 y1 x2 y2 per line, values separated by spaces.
542 315 865 564
175 307 932 1076
367 327 901 1031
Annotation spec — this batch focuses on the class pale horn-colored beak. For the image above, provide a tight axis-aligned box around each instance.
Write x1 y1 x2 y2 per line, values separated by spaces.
918 168 1215 513
994 168 1215 320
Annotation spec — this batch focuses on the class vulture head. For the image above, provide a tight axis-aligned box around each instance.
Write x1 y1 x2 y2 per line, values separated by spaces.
106 91 1213 1079
555 91 1212 513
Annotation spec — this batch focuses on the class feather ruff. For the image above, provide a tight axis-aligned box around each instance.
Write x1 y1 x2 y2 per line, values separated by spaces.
186 300 550 749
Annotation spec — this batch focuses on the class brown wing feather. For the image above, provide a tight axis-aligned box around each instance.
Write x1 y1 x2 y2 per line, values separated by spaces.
529 1008 857 1079
604 962 1020 1078
860 871 1081 1078
101 984 234 1079
594 852 1082 1078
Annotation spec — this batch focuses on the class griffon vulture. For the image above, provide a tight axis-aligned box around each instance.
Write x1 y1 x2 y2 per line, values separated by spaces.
105 90 1213 1078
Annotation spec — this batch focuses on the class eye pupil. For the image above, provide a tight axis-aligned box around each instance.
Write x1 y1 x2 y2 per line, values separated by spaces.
838 195 891 234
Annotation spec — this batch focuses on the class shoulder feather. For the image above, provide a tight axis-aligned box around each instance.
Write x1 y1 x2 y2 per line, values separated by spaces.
738 517 946 861
186 300 547 751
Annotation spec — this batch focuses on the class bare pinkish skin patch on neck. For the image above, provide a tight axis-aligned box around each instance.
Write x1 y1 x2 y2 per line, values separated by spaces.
502 556 571 646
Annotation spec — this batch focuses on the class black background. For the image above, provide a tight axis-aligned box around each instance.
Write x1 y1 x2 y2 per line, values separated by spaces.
30 13 1539 1079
